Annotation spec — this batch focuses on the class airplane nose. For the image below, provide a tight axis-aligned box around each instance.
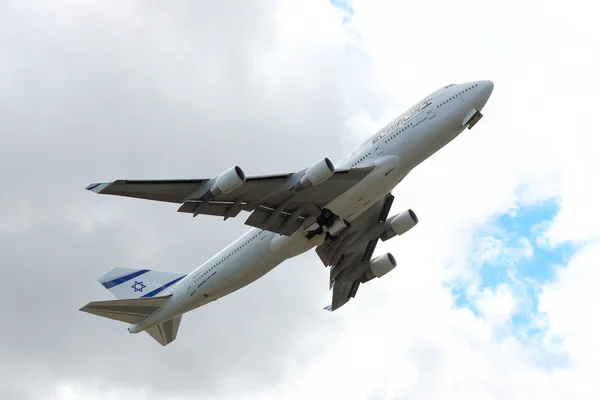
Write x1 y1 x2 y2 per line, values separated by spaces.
474 80 494 110
480 80 494 98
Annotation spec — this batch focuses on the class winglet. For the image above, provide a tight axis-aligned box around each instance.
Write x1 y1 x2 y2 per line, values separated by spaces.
86 182 111 193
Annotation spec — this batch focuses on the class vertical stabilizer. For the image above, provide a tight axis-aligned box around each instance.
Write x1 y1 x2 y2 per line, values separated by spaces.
98 267 187 300
145 316 182 346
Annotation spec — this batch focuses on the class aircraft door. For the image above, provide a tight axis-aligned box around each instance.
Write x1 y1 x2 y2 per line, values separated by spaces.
373 135 384 155
187 275 197 297
427 108 436 120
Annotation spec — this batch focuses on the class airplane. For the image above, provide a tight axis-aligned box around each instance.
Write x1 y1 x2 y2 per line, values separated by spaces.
80 80 494 346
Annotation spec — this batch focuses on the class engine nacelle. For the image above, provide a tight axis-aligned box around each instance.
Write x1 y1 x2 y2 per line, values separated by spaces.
298 158 335 187
369 253 397 278
210 166 246 195
380 209 418 241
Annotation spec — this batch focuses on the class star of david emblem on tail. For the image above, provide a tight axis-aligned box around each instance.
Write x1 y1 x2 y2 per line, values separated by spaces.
132 281 146 293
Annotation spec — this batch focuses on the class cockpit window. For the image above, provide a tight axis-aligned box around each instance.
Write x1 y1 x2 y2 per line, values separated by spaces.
444 84 455 88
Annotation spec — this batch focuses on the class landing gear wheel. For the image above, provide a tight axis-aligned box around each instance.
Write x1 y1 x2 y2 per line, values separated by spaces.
317 208 336 228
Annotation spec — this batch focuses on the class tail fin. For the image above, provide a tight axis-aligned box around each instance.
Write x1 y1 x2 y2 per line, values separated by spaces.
98 267 187 300
145 316 182 346
79 295 172 324
82 267 187 346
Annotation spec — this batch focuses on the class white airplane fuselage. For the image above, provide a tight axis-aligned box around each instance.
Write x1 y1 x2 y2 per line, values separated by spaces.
128 80 494 334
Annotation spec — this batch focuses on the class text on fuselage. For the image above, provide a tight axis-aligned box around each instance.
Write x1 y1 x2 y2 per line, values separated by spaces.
371 97 433 144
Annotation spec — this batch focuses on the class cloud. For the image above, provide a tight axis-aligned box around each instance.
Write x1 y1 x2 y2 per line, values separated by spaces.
539 241 600 362
1 0 599 399
474 283 518 326
0 0 357 398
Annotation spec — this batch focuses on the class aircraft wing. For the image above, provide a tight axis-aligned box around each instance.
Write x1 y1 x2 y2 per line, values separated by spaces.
86 162 374 236
318 193 395 312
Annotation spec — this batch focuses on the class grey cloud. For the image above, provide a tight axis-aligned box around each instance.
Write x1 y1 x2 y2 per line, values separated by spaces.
0 1 369 398
0 216 330 398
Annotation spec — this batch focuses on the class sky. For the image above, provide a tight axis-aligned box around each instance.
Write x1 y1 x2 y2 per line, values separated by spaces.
0 0 599 399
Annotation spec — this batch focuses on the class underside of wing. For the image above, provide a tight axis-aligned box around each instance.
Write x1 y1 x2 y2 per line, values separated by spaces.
328 277 362 312
317 193 394 270
320 194 395 312
87 159 375 237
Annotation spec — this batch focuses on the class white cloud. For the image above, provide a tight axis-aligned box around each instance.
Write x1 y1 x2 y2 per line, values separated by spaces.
474 284 518 326
46 384 151 400
539 241 600 365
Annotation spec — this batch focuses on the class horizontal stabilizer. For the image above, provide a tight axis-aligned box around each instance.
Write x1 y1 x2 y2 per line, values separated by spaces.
79 295 172 324
145 315 182 346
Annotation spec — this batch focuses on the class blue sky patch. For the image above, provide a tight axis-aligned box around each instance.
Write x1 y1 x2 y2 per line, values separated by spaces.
329 0 354 24
449 199 574 344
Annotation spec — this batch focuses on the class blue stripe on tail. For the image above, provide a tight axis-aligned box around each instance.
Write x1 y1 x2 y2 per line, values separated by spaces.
141 275 187 298
102 269 151 289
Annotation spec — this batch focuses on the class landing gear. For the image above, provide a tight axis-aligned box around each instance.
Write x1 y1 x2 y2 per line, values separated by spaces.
317 208 337 228
305 226 323 240
325 231 338 241
305 208 349 240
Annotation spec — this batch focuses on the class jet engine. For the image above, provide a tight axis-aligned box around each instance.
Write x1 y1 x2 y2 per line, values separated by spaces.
298 158 335 188
380 209 418 241
210 166 246 195
369 253 397 278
